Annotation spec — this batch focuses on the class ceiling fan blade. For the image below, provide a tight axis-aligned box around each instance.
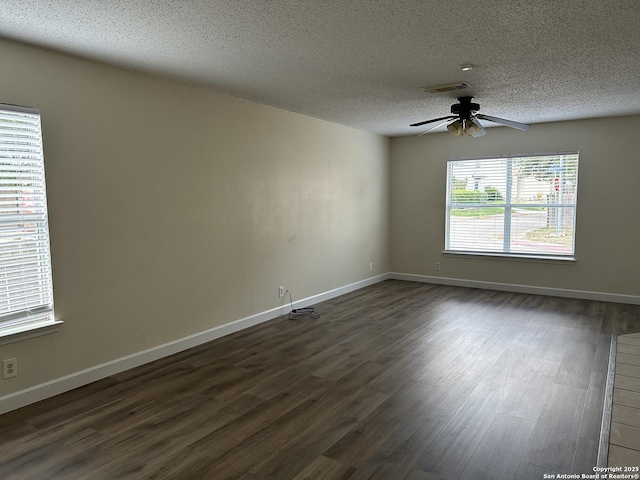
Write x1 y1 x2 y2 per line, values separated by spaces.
417 119 452 136
476 114 530 131
410 115 456 127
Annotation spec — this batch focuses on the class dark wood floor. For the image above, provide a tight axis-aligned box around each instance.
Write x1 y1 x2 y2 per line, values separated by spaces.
2 280 640 480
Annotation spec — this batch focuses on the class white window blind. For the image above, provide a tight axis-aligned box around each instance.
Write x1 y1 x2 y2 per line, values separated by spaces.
0 104 54 332
445 153 579 259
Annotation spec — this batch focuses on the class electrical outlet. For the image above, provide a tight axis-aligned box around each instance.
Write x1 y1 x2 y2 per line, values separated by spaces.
435 262 441 271
278 286 285 298
3 358 17 379
369 262 373 271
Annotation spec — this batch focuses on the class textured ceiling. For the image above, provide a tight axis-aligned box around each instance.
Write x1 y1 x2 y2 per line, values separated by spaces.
2 0 640 136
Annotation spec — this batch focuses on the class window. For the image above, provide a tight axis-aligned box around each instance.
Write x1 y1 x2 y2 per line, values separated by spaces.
445 153 579 259
0 104 55 336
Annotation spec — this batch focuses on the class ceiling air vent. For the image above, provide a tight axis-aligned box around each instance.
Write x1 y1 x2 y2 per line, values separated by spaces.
422 82 471 94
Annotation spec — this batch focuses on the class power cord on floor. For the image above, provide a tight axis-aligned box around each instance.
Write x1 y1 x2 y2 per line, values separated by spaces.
285 290 320 320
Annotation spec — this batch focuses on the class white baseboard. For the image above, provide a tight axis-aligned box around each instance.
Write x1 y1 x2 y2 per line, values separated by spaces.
0 273 389 415
389 272 640 305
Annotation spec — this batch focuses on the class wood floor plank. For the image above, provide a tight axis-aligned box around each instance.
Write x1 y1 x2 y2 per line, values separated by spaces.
616 362 640 379
322 380 452 469
0 422 37 449
417 369 487 422
0 427 109 480
322 410 400 467
331 361 389 392
236 474 264 480
368 415 443 465
401 469 444 480
171 374 332 462
415 380 512 478
616 304 640 335
610 422 640 451
592 333 615 373
290 455 356 480
244 363 319 400
515 461 560 480
608 444 640 467
347 416 446 480
571 436 598 474
532 330 581 363
142 449 217 480
616 352 640 366
251 388 389 479
614 388 640 409
619 344 640 357
612 404 640 429
617 352 640 367
499 358 560 422
618 335 640 347
0 376 120 426
615 374 640 393
311 332 397 381
458 414 536 480
46 394 258 480
579 370 607 441
192 386 384 479
523 383 588 472
1 280 636 479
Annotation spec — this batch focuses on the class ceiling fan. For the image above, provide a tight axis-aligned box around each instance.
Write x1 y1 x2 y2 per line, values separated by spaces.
410 96 531 137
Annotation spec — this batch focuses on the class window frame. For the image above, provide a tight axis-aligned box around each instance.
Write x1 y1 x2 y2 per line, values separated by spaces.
444 152 579 261
0 103 59 342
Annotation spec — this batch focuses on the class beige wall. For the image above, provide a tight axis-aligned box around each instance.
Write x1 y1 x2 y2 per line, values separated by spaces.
0 39 390 396
390 115 640 296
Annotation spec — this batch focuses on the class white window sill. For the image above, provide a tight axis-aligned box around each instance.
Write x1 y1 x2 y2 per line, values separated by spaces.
0 320 63 346
444 250 576 265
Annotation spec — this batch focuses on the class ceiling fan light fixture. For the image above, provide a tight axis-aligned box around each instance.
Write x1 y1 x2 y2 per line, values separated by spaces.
464 119 481 135
411 97 530 138
447 120 464 136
